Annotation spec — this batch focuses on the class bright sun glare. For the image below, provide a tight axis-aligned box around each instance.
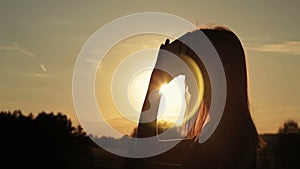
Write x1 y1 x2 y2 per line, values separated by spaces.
159 84 168 94
157 76 186 125
128 70 186 126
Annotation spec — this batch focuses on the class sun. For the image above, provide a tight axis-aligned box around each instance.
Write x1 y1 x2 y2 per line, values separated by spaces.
157 75 186 126
159 84 168 94
127 69 187 126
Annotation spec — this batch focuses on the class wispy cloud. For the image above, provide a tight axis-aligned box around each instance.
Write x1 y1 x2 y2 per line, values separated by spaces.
247 41 300 55
256 106 300 114
0 43 36 57
40 64 47 72
0 43 49 77
27 73 51 78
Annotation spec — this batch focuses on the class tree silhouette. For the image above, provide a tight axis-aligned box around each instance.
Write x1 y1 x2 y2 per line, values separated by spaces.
2 110 300 169
257 120 300 169
276 120 300 169
278 120 300 134
0 110 94 169
130 120 178 138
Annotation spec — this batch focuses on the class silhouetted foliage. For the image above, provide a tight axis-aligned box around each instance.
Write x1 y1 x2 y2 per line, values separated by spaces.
0 110 94 169
256 120 300 169
2 110 299 169
278 120 300 134
130 121 178 138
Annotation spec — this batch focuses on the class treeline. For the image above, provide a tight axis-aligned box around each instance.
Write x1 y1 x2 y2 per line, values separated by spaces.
0 110 95 169
256 120 300 169
1 110 300 169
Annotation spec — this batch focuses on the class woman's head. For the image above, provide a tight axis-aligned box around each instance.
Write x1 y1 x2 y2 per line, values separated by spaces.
202 27 249 103
183 27 258 142
181 26 261 168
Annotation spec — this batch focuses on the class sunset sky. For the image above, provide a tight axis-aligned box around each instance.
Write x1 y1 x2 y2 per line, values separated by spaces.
0 0 299 136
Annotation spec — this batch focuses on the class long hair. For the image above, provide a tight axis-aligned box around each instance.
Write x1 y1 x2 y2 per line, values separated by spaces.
185 27 258 138
182 27 261 168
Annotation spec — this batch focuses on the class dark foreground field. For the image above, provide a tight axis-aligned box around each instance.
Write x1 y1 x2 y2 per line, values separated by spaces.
1 111 299 169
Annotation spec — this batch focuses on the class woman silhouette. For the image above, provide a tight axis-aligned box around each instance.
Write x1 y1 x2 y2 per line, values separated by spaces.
180 27 261 169
127 27 262 169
